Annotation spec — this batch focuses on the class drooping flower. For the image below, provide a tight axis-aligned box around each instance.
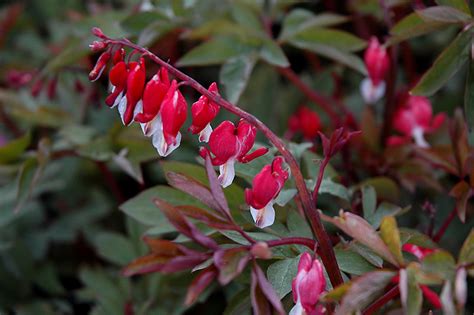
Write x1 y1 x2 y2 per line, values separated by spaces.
245 156 288 228
290 252 326 315
288 106 321 139
360 37 390 104
402 243 434 260
118 57 146 126
89 51 111 82
200 119 268 188
388 95 445 148
135 67 170 134
189 82 220 143
150 79 188 157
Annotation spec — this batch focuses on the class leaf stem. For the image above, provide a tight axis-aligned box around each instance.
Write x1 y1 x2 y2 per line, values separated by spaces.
312 156 330 205
265 237 316 250
101 35 344 287
362 285 399 315
433 207 457 242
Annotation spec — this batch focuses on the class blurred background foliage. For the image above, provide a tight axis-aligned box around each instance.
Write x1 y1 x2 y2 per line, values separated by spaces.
0 0 473 314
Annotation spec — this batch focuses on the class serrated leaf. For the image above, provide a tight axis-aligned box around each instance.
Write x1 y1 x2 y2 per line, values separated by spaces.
389 12 445 45
292 28 366 52
416 6 472 23
436 0 471 15
362 185 377 218
177 37 252 67
411 29 472 96
259 38 289 67
287 39 367 74
267 255 300 298
0 132 31 164
334 247 377 275
380 216 404 265
219 53 257 104
279 9 348 41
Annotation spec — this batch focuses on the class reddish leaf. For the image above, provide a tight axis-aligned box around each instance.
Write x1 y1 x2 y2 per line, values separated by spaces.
204 154 231 218
176 205 235 230
154 197 219 249
251 262 285 315
214 247 251 285
122 252 208 276
166 171 223 212
449 180 472 222
185 266 217 306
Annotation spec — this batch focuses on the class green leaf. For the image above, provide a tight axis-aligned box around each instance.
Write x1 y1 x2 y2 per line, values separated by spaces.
465 59 474 129
231 3 264 32
369 202 407 229
219 53 257 104
459 229 474 264
411 29 472 96
259 38 289 67
319 178 350 201
422 250 456 281
389 12 445 45
416 6 472 23
177 37 252 67
334 247 377 275
119 185 206 233
279 9 348 41
43 39 90 72
267 255 300 298
359 177 400 202
335 270 396 315
380 216 404 265
350 242 384 268
399 228 438 249
403 265 423 315
287 210 313 238
137 20 178 47
436 0 472 15
292 28 366 52
0 132 31 164
15 158 42 213
287 39 367 75
94 232 136 266
362 185 377 218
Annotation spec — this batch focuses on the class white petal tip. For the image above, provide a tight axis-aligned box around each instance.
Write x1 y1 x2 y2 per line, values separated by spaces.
360 78 385 104
198 124 213 143
218 159 235 188
250 203 275 229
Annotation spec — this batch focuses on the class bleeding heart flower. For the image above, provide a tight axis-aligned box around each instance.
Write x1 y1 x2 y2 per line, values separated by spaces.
390 95 445 148
118 57 146 126
135 67 170 133
149 80 188 157
89 51 111 82
360 37 390 104
245 156 289 228
189 82 220 143
106 51 129 107
288 106 321 139
290 252 326 315
200 119 268 188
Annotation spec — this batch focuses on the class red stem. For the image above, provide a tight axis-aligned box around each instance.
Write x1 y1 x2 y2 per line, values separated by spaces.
433 207 457 242
102 35 344 287
362 285 399 315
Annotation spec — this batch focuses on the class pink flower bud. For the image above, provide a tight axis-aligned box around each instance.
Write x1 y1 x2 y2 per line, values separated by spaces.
89 40 107 52
203 119 267 187
392 95 445 148
89 51 111 82
290 252 326 315
245 157 288 228
92 27 106 39
153 79 188 157
120 58 146 126
250 242 272 259
287 106 321 139
189 82 220 142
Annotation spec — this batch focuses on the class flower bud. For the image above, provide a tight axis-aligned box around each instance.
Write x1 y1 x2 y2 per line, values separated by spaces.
89 40 107 52
89 51 111 82
92 27 106 39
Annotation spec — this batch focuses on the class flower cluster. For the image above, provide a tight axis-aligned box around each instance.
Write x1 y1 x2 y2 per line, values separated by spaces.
290 252 326 315
88 34 288 228
360 37 390 104
388 94 445 148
